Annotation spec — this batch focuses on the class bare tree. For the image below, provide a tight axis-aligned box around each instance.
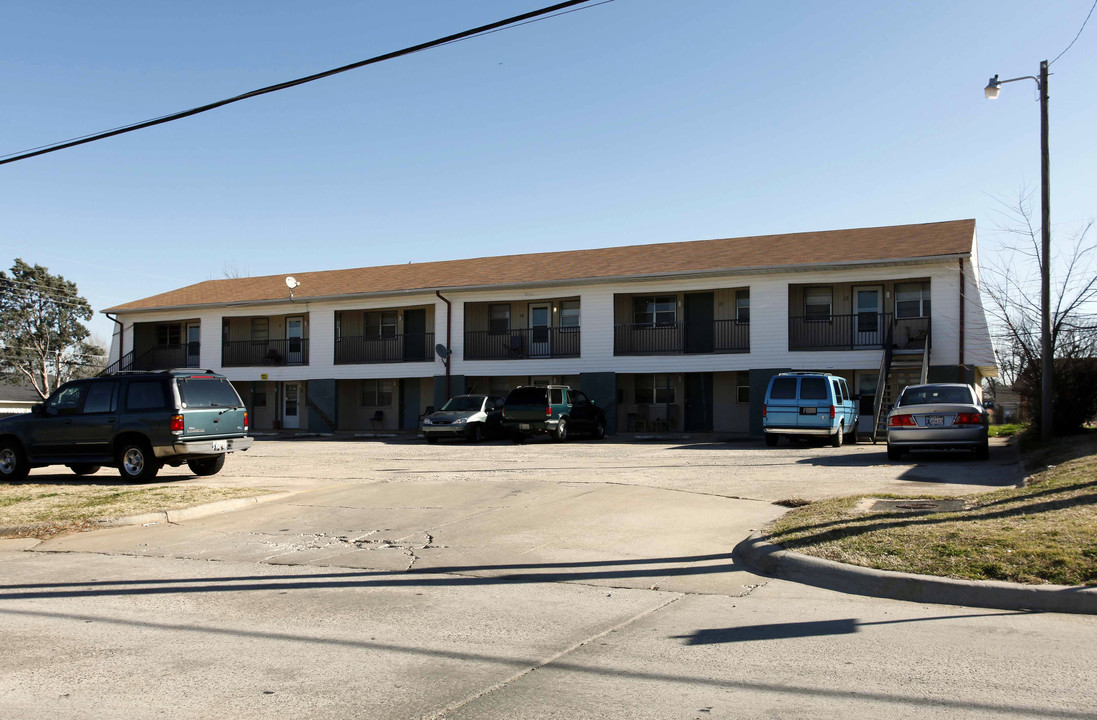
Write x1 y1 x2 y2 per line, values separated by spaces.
982 190 1097 432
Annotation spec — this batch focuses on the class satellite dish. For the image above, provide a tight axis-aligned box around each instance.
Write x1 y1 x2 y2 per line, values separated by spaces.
435 344 451 359
285 276 299 289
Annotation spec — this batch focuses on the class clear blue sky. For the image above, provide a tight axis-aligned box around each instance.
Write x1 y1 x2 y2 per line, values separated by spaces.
2 1 1094 342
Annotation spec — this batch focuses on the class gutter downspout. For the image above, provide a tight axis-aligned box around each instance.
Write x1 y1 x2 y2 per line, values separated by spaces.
436 291 452 398
105 312 124 370
958 259 965 369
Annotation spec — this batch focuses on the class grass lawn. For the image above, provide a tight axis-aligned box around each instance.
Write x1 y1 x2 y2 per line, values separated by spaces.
766 431 1097 586
0 483 267 540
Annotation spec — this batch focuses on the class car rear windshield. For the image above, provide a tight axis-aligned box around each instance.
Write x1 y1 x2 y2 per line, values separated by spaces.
442 396 483 412
769 377 798 400
176 376 242 408
799 377 828 400
899 386 974 406
506 387 547 405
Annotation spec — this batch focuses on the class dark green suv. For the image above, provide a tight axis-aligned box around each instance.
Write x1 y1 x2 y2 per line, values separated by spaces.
0 369 253 483
502 385 607 443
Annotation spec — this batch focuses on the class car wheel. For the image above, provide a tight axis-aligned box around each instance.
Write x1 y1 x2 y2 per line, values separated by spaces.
554 418 568 442
845 427 858 445
187 455 226 477
887 444 903 461
512 432 526 444
116 439 160 483
975 441 989 461
592 418 606 440
468 425 483 443
67 463 101 476
0 440 29 481
830 423 844 447
425 436 438 444
764 433 778 447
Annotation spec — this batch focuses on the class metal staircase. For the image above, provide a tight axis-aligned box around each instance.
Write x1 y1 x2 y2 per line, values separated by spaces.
870 321 931 443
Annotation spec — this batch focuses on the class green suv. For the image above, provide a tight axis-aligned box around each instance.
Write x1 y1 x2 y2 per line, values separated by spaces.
0 369 253 483
502 385 607 443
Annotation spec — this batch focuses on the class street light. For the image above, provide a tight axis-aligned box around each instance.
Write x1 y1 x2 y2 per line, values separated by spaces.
985 60 1053 441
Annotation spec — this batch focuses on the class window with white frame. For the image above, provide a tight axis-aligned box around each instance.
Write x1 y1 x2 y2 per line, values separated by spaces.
361 379 393 406
633 296 676 326
250 317 269 341
735 289 750 323
895 282 931 319
736 385 750 403
559 300 580 329
365 311 398 339
804 287 833 321
635 374 675 404
489 304 511 335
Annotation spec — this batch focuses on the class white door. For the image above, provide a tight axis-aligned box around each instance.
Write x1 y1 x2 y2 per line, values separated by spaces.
286 316 304 365
528 303 551 357
283 382 300 429
186 323 201 367
852 286 883 348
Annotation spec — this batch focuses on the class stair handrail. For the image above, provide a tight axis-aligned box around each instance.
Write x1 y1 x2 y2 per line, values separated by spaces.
919 318 932 384
871 322 895 442
99 350 134 376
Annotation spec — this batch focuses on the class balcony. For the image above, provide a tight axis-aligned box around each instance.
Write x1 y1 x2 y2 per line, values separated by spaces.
464 328 580 360
789 313 930 351
222 338 310 367
334 332 434 364
614 320 749 356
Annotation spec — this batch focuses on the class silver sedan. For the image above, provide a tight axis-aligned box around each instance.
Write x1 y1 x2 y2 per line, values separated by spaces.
886 383 989 461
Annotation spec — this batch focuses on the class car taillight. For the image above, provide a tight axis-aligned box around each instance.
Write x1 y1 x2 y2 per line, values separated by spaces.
762 404 767 417
546 406 552 417
502 408 507 418
829 405 836 419
953 412 982 426
243 411 249 432
889 415 916 427
170 414 184 433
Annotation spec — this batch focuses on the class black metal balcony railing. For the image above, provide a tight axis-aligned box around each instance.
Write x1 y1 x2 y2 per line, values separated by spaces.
334 332 434 364
464 328 580 360
789 313 930 351
222 338 309 366
129 343 201 370
613 320 749 355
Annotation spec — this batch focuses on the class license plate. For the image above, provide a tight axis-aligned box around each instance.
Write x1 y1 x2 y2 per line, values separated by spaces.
211 440 227 451
520 423 530 430
799 407 817 415
927 416 944 426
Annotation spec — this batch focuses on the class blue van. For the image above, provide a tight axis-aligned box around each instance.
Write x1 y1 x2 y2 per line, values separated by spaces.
763 372 858 447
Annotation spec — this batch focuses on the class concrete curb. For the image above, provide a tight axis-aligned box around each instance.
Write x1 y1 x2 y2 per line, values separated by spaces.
99 491 297 528
734 532 1097 616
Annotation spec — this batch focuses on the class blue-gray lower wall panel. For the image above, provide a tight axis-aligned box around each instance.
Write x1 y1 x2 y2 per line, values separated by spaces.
306 379 338 433
434 375 466 410
580 372 617 435
749 368 792 436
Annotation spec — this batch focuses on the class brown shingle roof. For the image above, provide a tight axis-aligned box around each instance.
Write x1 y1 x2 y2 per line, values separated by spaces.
105 219 974 313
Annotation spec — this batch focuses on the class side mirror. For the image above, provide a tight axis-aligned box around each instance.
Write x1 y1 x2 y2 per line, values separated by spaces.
31 403 45 417
984 401 995 409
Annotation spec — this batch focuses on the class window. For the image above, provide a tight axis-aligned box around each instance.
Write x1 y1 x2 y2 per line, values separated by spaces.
768 377 797 400
635 374 675 404
361 379 393 406
735 290 750 323
559 300 581 329
365 311 398 339
156 323 181 346
126 381 169 411
895 282 931 319
83 382 118 414
800 377 828 400
804 287 832 320
736 385 750 404
633 296 676 326
572 390 589 407
250 317 269 342
177 377 241 408
489 304 511 335
253 390 267 407
549 388 564 405
47 384 84 415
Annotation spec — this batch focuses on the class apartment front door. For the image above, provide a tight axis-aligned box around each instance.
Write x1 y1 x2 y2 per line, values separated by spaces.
403 309 427 361
852 286 883 348
684 292 714 354
185 323 201 367
283 382 300 429
529 303 551 358
286 317 304 365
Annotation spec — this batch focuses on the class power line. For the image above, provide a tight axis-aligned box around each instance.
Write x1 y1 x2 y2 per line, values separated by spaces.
1051 0 1097 65
0 0 611 167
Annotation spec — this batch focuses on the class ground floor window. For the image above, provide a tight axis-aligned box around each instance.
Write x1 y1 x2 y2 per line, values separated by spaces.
635 374 675 404
361 379 393 406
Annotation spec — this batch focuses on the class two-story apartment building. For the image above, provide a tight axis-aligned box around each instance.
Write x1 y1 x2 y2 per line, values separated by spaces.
103 220 997 436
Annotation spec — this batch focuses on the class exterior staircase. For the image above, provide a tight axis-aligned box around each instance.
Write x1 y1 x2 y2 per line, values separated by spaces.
870 321 931 443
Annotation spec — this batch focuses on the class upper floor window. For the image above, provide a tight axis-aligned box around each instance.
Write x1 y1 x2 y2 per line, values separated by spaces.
559 300 581 329
365 311 398 339
735 289 750 323
489 304 511 335
251 317 269 342
804 287 832 320
633 296 676 326
895 282 931 319
156 323 181 346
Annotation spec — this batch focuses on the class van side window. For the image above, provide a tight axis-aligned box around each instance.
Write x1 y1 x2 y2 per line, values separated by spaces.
840 379 851 402
769 377 797 400
799 377 827 400
127 381 169 411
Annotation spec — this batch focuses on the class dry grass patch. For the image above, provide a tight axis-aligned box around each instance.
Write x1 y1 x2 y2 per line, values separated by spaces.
766 434 1097 586
0 483 267 540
